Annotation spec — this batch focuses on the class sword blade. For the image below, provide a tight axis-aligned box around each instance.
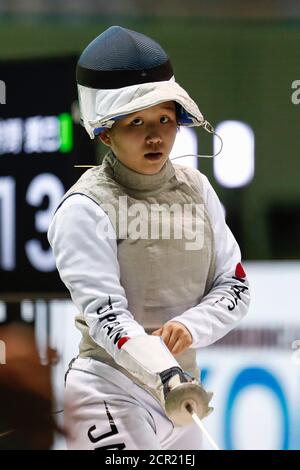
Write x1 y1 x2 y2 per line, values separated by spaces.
186 404 220 450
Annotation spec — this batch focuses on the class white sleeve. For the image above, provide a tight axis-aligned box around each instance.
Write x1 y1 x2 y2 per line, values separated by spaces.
47 194 146 361
171 174 250 348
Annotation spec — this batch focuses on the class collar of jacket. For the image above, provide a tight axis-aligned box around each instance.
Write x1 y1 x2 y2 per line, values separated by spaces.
104 151 176 192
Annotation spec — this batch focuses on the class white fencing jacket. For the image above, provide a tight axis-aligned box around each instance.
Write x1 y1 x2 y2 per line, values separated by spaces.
48 153 250 382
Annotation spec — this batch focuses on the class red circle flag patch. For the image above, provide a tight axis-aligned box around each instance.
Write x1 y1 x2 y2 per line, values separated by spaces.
117 336 130 349
235 262 246 279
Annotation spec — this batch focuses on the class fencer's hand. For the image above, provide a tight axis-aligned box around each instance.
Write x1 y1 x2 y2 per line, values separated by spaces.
115 335 213 426
152 321 192 355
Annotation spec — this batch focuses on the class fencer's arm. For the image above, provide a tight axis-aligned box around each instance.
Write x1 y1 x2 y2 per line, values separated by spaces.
171 174 250 348
47 194 147 361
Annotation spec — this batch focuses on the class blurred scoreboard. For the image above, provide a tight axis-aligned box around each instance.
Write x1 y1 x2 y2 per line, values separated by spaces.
0 56 96 295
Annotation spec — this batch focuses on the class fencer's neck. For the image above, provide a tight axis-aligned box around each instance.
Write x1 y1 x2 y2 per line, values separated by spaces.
104 150 175 192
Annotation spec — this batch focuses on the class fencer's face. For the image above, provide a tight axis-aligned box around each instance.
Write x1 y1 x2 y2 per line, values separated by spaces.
100 101 177 175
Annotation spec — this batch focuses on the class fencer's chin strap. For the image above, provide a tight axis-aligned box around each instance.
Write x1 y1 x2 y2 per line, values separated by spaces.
171 120 223 161
74 120 223 169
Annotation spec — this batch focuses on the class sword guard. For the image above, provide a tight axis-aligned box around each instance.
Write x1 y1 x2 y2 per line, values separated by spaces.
164 382 213 427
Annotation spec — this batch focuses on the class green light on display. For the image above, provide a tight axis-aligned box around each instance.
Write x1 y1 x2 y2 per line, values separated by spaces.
59 112 73 153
